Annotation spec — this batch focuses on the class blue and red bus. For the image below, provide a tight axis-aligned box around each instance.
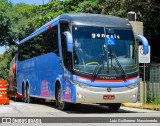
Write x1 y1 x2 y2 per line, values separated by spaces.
16 14 149 110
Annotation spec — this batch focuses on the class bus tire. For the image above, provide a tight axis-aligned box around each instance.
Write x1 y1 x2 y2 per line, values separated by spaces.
23 88 27 103
56 85 70 110
26 85 33 103
22 83 27 102
107 103 121 111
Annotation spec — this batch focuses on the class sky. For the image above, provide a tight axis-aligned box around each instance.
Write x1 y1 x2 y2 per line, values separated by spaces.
0 0 51 54
0 46 9 54
11 0 50 5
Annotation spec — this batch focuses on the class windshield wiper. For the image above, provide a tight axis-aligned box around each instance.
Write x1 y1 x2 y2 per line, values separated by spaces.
92 54 104 80
111 64 120 74
111 52 126 78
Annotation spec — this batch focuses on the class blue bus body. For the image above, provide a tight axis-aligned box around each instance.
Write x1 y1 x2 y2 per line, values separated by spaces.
17 53 60 98
16 14 148 110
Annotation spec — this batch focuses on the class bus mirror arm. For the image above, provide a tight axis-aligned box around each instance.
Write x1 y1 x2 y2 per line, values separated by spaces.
134 34 149 54
64 31 73 52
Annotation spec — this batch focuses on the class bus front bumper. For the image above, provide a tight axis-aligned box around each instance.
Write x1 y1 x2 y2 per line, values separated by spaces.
75 85 138 104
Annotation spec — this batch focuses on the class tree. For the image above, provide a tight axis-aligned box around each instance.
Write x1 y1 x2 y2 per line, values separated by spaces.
0 46 17 79
122 0 160 61
0 0 12 46
78 0 124 16
7 3 36 42
26 0 80 30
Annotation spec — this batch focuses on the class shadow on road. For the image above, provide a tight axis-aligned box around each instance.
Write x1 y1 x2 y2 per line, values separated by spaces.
11 100 138 114
38 101 138 114
65 104 138 114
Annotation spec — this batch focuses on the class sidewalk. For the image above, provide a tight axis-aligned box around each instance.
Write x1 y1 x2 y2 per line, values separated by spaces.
122 102 160 111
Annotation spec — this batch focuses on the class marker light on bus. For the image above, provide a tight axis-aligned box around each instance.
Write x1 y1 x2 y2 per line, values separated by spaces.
132 94 136 98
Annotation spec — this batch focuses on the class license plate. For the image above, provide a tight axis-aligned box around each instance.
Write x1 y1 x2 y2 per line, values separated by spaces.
103 95 115 100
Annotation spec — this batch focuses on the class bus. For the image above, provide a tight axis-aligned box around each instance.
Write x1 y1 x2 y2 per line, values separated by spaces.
8 55 23 101
16 14 149 110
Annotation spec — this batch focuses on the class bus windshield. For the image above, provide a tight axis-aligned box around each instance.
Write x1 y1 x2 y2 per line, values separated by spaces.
72 26 137 76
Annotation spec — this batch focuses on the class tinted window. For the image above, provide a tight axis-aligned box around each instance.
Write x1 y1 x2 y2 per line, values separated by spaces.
18 25 59 61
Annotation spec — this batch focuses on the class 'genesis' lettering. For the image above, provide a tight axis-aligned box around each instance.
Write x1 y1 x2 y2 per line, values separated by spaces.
92 33 120 39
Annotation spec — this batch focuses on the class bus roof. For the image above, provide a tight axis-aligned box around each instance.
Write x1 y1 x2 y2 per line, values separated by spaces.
59 13 131 28
19 13 132 44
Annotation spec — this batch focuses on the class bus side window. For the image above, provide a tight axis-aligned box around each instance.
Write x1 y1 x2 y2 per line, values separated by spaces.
18 25 59 61
42 25 59 56
32 35 42 57
18 42 30 61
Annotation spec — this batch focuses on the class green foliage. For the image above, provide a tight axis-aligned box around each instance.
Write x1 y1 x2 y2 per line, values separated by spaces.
78 0 125 16
0 46 17 80
123 0 160 39
7 3 36 42
27 0 80 29
122 0 160 61
0 0 12 46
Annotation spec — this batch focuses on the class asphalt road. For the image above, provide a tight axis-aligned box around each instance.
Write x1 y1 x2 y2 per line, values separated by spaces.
0 100 160 126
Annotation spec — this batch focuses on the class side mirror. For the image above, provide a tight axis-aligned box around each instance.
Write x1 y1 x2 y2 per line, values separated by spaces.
134 34 149 54
63 31 73 52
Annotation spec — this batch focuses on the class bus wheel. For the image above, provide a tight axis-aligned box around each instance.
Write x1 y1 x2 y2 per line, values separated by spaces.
107 103 121 111
26 86 32 103
56 86 69 110
23 88 27 103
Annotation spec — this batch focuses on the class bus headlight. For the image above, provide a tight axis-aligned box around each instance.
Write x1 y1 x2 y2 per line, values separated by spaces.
69 79 91 89
132 94 136 98
77 93 85 99
127 83 138 89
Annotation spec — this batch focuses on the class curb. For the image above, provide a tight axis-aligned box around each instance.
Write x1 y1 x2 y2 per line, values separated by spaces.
122 103 160 111
122 103 142 108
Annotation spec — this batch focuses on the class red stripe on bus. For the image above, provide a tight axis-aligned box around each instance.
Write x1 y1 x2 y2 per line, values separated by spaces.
77 76 138 82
